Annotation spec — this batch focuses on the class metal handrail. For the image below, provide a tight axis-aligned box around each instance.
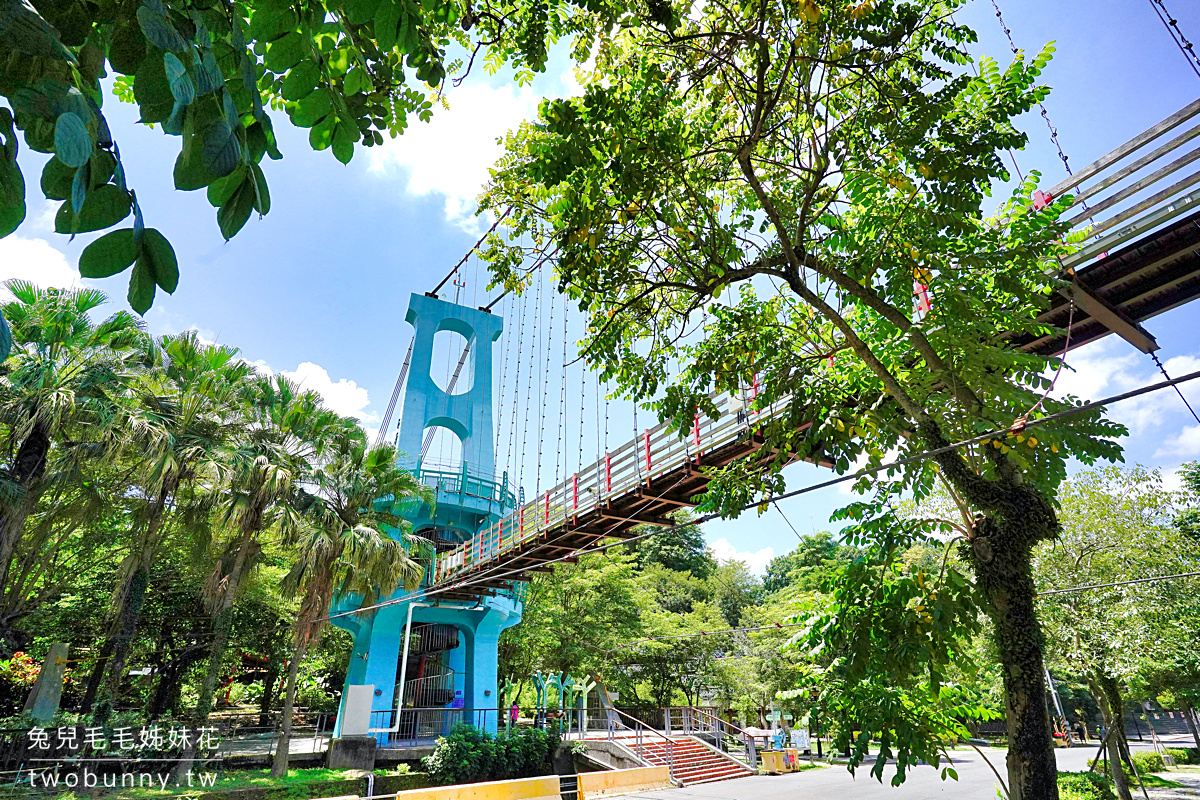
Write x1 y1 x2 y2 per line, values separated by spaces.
606 707 677 781
671 706 759 768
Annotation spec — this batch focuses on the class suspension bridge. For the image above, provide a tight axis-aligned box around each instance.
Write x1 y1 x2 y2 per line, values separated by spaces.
324 92 1200 783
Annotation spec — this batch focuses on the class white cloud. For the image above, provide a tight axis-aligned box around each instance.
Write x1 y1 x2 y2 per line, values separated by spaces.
1156 425 1200 460
708 537 775 575
282 361 379 428
142 306 218 343
1050 339 1200 436
0 235 79 292
366 81 541 230
1161 465 1186 494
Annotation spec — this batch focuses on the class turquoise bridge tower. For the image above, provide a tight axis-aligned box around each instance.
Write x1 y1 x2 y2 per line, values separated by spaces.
331 293 525 743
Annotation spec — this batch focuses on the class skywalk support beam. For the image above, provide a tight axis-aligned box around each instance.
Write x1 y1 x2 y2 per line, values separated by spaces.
1062 280 1160 354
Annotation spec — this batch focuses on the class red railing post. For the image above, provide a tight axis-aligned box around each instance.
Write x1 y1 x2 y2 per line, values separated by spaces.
644 429 651 478
604 453 611 493
572 473 578 512
519 506 524 538
694 408 702 456
544 492 550 525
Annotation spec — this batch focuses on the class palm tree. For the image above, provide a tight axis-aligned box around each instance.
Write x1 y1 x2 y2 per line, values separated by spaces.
271 431 428 776
171 374 342 783
81 331 253 717
0 282 146 643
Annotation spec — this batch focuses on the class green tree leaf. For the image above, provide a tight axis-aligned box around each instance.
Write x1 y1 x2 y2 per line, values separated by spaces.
163 52 196 105
127 256 156 314
40 157 76 200
133 46 173 123
53 112 92 167
79 228 138 278
108 21 148 75
206 164 247 208
54 185 133 234
0 161 25 238
140 227 178 292
289 88 332 128
201 119 239 178
216 178 255 240
343 68 372 96
136 5 188 52
249 163 270 214
265 32 305 73
281 62 321 101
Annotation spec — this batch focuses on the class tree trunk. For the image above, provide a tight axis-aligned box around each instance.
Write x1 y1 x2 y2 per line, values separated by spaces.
1180 700 1200 751
95 567 152 720
78 635 116 715
0 420 51 594
259 658 281 728
196 608 234 721
172 609 233 783
971 516 1059 800
271 644 304 778
1088 673 1133 800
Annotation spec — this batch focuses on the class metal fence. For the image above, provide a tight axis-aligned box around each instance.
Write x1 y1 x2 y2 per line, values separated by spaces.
368 707 505 748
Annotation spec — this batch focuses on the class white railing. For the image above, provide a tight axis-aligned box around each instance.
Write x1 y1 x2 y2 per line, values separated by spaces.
1048 98 1200 272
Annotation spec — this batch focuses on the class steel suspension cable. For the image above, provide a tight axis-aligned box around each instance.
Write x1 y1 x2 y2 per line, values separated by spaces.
374 337 415 447
989 0 1081 188
429 207 511 298
1147 0 1200 79
495 294 511 474
520 279 537 492
555 291 568 492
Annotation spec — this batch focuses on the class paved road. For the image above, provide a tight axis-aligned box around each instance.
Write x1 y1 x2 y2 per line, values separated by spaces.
625 738 1195 800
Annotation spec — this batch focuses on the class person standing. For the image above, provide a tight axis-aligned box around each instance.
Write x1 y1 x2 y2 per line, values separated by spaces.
510 702 519 729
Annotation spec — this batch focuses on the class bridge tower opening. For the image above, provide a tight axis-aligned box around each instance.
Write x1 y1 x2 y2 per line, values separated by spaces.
330 293 524 745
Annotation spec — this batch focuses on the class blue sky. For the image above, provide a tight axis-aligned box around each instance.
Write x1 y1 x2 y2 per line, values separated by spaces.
4 0 1200 574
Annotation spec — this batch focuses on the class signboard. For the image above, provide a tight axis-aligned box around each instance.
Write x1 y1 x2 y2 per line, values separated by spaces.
450 690 464 709
342 685 375 736
790 728 810 750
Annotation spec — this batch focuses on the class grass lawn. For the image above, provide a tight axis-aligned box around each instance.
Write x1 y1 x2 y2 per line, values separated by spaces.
0 766 388 800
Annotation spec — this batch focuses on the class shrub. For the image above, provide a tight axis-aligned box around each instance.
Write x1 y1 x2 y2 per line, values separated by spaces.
1058 771 1117 800
422 723 558 786
1163 747 1200 766
1129 750 1164 776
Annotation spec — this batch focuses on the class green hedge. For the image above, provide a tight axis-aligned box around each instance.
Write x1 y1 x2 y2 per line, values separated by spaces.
422 723 561 786
1129 751 1164 775
1163 747 1200 766
1058 772 1117 800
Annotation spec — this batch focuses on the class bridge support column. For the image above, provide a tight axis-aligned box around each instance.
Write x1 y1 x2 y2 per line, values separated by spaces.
331 613 373 738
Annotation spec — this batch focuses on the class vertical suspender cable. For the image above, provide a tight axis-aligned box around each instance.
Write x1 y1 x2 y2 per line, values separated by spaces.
509 288 527 495
535 276 548 497
495 294 510 476
521 280 536 494
555 291 568 496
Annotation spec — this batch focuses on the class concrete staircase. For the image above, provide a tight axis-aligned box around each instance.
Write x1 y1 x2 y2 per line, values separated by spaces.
637 736 756 786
